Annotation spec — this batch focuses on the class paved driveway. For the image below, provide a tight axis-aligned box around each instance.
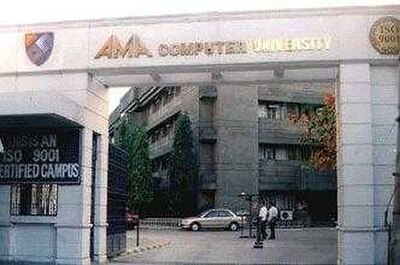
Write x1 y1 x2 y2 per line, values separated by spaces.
112 227 337 264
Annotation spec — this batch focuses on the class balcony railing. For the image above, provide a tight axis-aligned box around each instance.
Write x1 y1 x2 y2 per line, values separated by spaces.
259 160 301 190
147 99 181 129
258 119 302 144
300 169 336 191
258 159 336 191
149 136 173 159
258 85 325 105
198 121 217 142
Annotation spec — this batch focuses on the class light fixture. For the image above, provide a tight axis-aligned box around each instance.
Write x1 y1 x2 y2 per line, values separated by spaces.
0 138 3 153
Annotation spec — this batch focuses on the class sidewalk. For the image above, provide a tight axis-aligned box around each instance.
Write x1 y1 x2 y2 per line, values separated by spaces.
113 229 171 261
109 228 337 264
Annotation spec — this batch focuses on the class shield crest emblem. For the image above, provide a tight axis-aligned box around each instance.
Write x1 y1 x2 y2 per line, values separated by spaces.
25 32 54 66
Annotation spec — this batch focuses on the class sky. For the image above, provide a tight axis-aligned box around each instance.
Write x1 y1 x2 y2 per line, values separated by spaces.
0 0 398 26
1 0 397 113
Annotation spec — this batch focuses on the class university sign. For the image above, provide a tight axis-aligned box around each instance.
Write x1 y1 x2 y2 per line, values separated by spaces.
95 34 153 59
94 34 333 59
0 130 81 184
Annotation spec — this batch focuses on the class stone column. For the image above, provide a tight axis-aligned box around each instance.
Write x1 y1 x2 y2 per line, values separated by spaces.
337 64 375 264
370 65 398 264
56 128 93 265
92 134 108 263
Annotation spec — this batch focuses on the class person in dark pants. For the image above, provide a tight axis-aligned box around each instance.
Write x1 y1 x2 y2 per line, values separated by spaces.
258 200 268 240
268 202 278 240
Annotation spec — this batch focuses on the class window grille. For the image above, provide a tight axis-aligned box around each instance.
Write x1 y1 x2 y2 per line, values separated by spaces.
10 184 58 216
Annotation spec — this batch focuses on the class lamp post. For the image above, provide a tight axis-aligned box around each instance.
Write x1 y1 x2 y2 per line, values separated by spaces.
238 192 259 238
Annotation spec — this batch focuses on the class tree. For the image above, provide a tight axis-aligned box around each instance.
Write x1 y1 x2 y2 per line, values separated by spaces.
169 114 198 216
116 117 153 215
290 92 336 171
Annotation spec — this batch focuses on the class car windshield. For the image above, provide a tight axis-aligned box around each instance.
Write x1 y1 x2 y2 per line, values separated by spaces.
197 211 208 217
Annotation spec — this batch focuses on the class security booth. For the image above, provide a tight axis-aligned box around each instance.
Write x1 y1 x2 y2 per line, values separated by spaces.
0 72 110 265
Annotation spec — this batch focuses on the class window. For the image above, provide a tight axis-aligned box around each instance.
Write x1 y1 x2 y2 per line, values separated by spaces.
164 87 175 105
11 184 58 216
258 105 267 119
275 147 288 160
259 144 308 161
267 104 280 120
205 211 219 218
299 147 312 161
152 97 162 113
259 102 320 121
287 104 299 119
258 102 288 121
265 147 274 160
288 146 299 160
259 145 277 160
219 211 234 217
259 145 275 159
174 86 181 96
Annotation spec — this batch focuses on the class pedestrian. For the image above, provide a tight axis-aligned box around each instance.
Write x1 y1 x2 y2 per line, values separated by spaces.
268 202 278 240
258 199 268 240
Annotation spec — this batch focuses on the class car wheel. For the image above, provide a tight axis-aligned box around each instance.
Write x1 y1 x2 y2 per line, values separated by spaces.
229 222 239 231
190 222 200 231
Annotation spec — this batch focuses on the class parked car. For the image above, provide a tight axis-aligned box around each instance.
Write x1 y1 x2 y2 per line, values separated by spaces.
126 211 139 230
235 210 250 218
235 210 260 226
179 209 243 231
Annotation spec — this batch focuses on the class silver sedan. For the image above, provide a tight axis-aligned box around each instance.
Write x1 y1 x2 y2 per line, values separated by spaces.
180 209 243 231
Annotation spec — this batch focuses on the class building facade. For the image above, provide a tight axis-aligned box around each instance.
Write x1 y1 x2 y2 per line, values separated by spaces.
0 5 398 265
109 75 337 223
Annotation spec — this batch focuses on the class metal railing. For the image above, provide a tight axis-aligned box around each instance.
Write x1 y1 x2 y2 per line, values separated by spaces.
147 99 181 128
259 160 336 191
140 218 182 230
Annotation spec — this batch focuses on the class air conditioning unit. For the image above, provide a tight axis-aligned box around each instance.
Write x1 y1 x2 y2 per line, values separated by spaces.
280 210 294 221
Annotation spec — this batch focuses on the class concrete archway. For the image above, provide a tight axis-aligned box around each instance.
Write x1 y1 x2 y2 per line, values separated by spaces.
0 6 398 265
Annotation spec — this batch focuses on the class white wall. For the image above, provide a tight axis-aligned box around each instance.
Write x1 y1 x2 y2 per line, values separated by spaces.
0 6 398 75
338 64 398 265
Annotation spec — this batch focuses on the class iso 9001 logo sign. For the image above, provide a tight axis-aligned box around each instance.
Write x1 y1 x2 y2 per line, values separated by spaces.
369 16 400 55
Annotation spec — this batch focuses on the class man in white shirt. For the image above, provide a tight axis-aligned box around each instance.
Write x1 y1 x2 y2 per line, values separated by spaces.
268 203 278 239
258 200 268 240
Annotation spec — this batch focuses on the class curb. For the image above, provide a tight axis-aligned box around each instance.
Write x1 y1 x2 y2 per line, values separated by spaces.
122 241 171 256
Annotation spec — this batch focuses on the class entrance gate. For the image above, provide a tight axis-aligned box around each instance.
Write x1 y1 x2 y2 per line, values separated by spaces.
0 7 398 265
106 144 128 257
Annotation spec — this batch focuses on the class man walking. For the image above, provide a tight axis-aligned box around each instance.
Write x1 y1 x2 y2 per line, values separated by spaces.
268 202 278 240
258 200 268 240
